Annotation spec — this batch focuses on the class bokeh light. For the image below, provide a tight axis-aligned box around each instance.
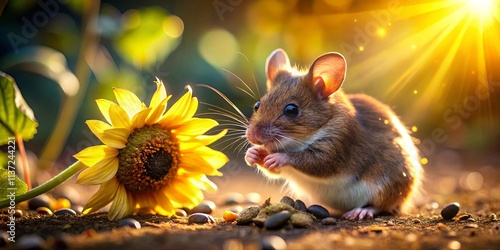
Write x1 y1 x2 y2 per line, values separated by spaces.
198 28 239 68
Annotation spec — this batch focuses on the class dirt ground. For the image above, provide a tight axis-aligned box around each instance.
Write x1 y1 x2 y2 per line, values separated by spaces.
1 150 500 250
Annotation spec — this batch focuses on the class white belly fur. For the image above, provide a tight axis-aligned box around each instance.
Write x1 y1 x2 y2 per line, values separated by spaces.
279 166 376 214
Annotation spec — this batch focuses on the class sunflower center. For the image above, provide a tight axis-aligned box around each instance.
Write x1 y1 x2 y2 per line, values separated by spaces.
117 125 180 193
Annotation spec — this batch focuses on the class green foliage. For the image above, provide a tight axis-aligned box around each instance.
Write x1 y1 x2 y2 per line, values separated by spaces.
0 168 28 199
0 72 38 145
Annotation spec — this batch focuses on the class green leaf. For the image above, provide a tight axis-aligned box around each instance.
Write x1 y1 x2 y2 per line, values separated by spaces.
0 151 7 169
0 72 38 145
0 168 28 199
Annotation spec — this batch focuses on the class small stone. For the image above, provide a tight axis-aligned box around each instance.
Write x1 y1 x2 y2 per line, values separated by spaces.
188 213 214 224
236 206 261 225
245 192 261 204
279 196 295 207
17 234 45 250
14 209 23 218
412 218 421 224
223 192 245 205
261 235 287 250
223 210 238 222
456 214 472 221
190 200 216 214
71 205 83 214
437 222 449 231
290 213 314 228
321 217 337 225
54 208 77 216
464 223 478 229
441 202 460 220
264 211 292 230
36 207 53 215
293 199 307 212
489 213 497 221
175 209 187 217
307 204 329 219
118 218 141 229
386 220 395 226
28 195 52 210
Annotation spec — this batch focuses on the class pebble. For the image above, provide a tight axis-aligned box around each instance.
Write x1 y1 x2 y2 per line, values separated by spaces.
223 192 245 205
28 195 52 210
54 208 77 216
188 213 215 224
222 210 238 222
321 217 337 225
437 222 449 231
245 192 262 204
489 213 497 221
464 223 478 229
412 218 421 224
441 202 460 220
118 218 141 229
17 234 45 250
279 196 295 207
36 207 53 215
264 210 292 230
175 209 187 217
71 205 83 214
190 200 216 214
14 209 23 218
307 205 329 219
386 220 395 226
290 213 314 228
236 206 261 225
293 199 307 212
261 235 287 250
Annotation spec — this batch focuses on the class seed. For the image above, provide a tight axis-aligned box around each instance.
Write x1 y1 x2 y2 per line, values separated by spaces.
261 235 287 250
190 200 216 214
464 223 478 229
456 214 471 221
412 218 421 224
279 196 295 207
306 205 329 219
290 213 314 228
188 213 214 224
223 210 238 222
236 206 261 225
118 218 141 229
321 217 337 225
54 198 71 210
441 202 460 220
28 195 52 210
54 208 77 216
175 209 187 217
36 207 53 215
264 211 292 230
14 210 23 218
294 199 307 212
489 213 497 221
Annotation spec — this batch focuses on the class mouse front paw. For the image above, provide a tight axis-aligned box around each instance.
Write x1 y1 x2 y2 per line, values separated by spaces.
245 146 267 167
342 207 377 220
263 153 289 173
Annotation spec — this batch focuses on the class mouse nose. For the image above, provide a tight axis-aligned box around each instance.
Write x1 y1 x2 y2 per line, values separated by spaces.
246 126 265 145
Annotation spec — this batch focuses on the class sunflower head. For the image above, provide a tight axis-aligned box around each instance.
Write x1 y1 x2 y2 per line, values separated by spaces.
74 80 228 220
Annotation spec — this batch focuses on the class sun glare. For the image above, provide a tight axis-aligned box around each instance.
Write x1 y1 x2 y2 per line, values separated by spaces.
467 0 495 18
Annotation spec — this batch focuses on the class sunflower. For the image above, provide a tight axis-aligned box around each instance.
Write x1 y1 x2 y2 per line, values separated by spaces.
74 80 228 220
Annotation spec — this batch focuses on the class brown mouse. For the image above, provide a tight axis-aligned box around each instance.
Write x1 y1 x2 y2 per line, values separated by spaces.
245 48 423 220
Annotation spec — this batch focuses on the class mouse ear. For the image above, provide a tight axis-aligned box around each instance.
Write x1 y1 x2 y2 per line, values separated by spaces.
265 48 291 90
309 52 346 99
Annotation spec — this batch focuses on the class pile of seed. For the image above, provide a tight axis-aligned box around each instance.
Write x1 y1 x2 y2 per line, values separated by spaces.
234 196 331 230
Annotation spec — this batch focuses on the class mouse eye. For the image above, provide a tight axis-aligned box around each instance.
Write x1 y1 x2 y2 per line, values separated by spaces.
254 101 260 112
283 104 299 118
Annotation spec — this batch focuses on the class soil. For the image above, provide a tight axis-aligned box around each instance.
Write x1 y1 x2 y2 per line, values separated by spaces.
1 154 500 250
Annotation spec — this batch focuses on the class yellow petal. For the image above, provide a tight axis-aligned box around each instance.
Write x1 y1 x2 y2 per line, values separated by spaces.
135 192 157 209
96 99 115 124
189 174 218 193
113 87 142 118
73 145 118 166
162 184 197 208
160 89 198 128
169 178 203 206
172 118 219 136
100 128 130 149
76 157 119 185
152 190 175 215
146 97 169 125
149 79 168 109
82 178 119 214
109 103 130 128
86 120 112 138
178 153 222 176
191 129 228 146
108 184 134 220
131 107 151 130
194 146 229 169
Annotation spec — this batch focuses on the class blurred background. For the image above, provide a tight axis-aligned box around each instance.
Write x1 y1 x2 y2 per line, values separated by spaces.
0 0 499 206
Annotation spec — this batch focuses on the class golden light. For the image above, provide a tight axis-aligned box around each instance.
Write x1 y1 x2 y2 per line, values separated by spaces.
467 0 495 20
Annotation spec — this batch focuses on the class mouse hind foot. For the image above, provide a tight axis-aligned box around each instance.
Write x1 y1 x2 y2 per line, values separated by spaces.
342 206 378 220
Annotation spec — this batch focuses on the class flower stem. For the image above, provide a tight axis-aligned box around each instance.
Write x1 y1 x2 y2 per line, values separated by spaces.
0 161 87 208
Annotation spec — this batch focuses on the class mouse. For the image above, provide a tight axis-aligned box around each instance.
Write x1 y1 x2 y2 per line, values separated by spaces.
244 48 423 220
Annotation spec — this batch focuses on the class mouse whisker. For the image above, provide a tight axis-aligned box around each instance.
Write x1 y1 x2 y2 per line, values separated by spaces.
196 84 249 124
